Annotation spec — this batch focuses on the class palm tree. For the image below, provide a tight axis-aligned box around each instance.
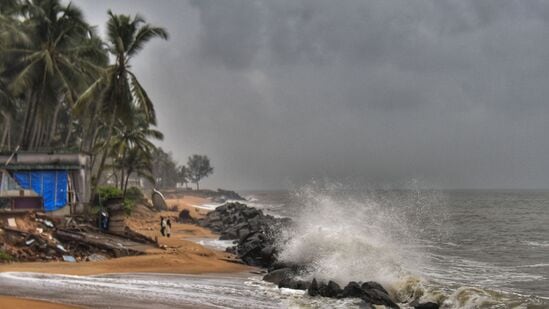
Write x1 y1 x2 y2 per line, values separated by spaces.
1 0 107 150
77 10 167 195
0 80 16 149
109 107 163 190
1 0 24 150
117 146 154 199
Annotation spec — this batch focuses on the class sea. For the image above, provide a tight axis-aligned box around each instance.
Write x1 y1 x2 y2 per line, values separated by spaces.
1 187 548 308
241 187 549 308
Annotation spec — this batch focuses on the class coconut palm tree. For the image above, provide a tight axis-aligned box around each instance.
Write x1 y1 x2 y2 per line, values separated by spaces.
77 10 167 195
1 0 107 150
109 107 163 190
116 146 154 199
0 80 16 149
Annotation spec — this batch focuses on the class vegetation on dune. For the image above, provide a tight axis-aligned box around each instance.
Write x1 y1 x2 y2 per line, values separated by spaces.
92 185 144 215
0 249 13 262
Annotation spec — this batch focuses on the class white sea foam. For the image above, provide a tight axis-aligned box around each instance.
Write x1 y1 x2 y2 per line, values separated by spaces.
275 183 442 290
517 263 549 268
191 203 222 210
194 238 235 251
524 241 549 248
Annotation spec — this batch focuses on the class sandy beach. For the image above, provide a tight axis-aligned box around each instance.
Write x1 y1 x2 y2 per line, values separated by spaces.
0 195 251 307
0 296 81 309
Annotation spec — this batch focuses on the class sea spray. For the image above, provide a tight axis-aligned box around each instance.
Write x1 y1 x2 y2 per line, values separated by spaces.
275 182 448 295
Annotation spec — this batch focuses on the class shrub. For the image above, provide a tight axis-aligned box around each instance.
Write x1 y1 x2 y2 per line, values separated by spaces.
125 187 144 202
0 250 13 262
93 186 123 206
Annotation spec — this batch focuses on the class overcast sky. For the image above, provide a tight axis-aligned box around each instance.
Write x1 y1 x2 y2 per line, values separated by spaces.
72 0 549 190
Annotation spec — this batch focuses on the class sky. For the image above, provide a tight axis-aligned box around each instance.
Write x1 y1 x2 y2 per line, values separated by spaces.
72 0 549 190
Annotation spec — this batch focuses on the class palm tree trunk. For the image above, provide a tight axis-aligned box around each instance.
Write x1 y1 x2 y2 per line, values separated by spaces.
91 105 118 198
48 100 62 147
6 117 11 149
63 112 74 147
36 118 49 149
1 112 10 149
123 169 132 199
119 146 128 189
29 117 40 150
20 92 36 149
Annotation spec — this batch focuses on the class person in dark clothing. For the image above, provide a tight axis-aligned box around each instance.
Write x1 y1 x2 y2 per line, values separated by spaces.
165 218 172 237
160 216 166 236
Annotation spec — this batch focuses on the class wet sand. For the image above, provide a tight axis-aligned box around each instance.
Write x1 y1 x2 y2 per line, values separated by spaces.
0 272 282 309
0 296 81 309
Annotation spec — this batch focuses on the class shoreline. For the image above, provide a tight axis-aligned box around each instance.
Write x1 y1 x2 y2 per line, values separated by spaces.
0 194 253 307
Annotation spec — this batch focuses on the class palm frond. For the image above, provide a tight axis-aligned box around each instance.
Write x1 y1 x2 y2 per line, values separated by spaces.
128 71 156 125
127 25 168 57
8 54 42 95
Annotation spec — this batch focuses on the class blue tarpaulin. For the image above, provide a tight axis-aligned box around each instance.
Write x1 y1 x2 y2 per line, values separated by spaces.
12 171 68 212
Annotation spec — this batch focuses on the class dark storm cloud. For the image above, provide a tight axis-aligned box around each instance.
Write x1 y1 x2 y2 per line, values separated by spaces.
72 0 549 189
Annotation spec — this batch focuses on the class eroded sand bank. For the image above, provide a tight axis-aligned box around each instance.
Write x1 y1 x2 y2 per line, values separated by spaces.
0 195 251 307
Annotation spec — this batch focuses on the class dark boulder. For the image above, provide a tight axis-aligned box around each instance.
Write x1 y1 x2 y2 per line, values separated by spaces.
307 278 399 308
361 281 389 296
308 278 320 297
324 280 343 298
361 288 400 309
307 279 343 298
216 189 246 201
259 245 276 264
219 227 238 240
279 278 310 290
178 209 195 223
342 281 365 298
414 302 439 309
238 228 251 240
263 267 294 285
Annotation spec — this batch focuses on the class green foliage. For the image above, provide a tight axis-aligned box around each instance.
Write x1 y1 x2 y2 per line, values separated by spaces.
93 185 142 215
0 250 13 262
123 199 134 216
152 147 179 189
0 2 168 206
187 154 214 190
125 186 144 202
79 10 168 195
93 185 123 206
177 165 189 187
1 0 108 150
122 187 145 215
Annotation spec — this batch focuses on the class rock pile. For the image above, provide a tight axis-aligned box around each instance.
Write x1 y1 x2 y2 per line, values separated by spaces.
262 267 403 308
199 202 438 309
308 279 400 308
198 202 290 267
215 189 246 202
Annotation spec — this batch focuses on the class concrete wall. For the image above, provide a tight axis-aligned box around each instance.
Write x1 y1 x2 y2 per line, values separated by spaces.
0 153 91 215
0 153 89 166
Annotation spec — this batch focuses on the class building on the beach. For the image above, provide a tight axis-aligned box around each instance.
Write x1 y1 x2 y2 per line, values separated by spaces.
0 152 91 216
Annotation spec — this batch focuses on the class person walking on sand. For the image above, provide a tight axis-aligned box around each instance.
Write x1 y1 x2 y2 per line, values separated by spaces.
160 216 166 236
165 218 172 238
